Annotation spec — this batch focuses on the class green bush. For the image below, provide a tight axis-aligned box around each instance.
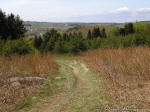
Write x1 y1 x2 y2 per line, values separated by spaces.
2 39 33 56
0 40 4 55
53 41 65 54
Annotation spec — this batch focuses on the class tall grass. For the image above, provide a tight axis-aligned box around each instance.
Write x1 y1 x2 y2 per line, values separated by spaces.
0 53 58 108
80 47 150 108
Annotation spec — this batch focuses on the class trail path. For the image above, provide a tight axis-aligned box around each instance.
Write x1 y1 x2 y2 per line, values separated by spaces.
29 59 107 112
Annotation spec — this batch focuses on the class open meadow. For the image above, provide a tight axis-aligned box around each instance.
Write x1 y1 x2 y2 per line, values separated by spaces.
80 47 150 109
0 54 58 111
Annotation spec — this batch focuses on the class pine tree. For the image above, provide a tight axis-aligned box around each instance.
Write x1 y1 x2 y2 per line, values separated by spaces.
102 28 107 38
97 27 101 37
38 36 43 49
62 33 67 41
15 15 26 38
0 10 26 40
87 30 92 40
34 36 38 49
0 10 7 39
119 28 126 36
54 40 64 53
34 36 43 49
125 23 134 34
92 27 101 38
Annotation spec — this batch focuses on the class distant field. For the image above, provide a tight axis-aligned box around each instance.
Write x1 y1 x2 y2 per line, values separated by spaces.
24 21 124 36
24 21 150 37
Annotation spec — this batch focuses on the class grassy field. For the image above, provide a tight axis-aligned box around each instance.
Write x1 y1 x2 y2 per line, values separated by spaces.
0 54 58 111
1 47 150 112
80 47 150 109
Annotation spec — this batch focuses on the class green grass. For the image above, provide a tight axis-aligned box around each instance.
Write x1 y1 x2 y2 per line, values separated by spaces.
60 60 109 112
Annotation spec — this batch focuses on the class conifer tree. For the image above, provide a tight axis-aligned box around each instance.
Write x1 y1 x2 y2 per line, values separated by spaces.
34 36 43 49
0 10 7 39
87 30 92 40
102 28 107 38
124 23 134 34
92 27 101 38
0 10 26 40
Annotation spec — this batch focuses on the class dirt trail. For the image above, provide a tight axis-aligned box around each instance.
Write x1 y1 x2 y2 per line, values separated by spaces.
29 59 107 112
73 68 84 89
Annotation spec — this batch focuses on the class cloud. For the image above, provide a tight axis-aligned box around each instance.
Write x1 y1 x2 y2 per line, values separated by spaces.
64 7 150 23
135 8 150 21
138 8 150 12
115 7 129 12
0 1 150 22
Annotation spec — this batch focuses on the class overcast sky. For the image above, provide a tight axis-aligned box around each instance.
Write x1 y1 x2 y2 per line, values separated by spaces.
0 0 150 22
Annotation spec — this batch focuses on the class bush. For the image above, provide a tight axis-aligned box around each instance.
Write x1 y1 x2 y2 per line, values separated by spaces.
53 41 64 53
2 39 33 56
0 39 4 55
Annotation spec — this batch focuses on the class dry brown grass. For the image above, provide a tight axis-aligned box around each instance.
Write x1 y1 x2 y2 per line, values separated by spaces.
0 53 58 107
80 47 150 109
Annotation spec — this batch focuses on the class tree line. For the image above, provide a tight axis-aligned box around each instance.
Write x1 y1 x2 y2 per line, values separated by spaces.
33 27 108 54
0 10 26 40
119 23 135 36
0 10 30 56
34 29 88 54
87 27 107 39
34 22 150 54
1 10 150 56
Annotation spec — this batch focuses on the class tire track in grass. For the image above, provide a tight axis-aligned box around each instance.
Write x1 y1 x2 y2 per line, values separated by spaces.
29 59 108 112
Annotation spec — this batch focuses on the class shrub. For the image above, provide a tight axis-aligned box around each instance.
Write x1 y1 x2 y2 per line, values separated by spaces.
53 40 64 53
0 39 4 55
2 39 33 56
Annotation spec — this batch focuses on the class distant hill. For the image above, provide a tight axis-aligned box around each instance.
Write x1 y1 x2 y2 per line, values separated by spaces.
24 21 150 36
140 21 150 24
24 21 125 36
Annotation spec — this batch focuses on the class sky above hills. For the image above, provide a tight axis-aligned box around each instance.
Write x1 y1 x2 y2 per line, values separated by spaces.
0 0 150 22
